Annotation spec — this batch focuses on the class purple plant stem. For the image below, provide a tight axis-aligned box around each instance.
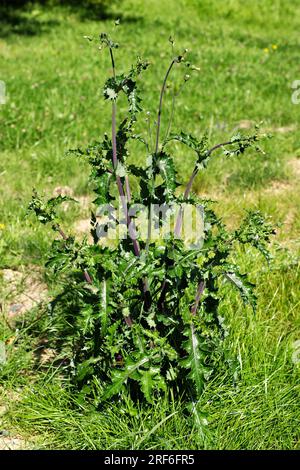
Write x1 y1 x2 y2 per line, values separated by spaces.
109 47 150 316
125 175 131 201
83 269 93 285
174 167 198 238
157 279 167 311
112 100 140 258
183 140 236 199
154 59 176 155
146 59 176 253
123 158 151 305
124 316 133 327
145 59 178 308
174 142 238 314
174 140 234 237
56 225 68 240
191 280 205 316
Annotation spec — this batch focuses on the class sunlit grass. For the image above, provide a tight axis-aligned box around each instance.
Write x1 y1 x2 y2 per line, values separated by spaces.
0 0 299 450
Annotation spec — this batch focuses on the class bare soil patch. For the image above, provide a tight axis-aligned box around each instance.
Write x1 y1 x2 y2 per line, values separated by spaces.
288 158 300 178
1 267 47 321
0 435 27 450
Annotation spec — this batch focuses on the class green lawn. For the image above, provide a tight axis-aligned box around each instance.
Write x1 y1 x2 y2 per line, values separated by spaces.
0 0 299 450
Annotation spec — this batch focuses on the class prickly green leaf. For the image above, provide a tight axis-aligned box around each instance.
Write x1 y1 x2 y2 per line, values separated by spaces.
225 271 257 311
102 354 151 401
166 132 208 161
139 366 166 403
235 210 275 260
76 357 100 382
93 173 112 205
99 32 119 49
28 190 76 225
153 151 179 201
181 323 206 397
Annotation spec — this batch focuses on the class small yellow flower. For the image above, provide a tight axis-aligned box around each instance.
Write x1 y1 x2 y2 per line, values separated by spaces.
272 44 278 50
263 48 269 54
0 223 5 230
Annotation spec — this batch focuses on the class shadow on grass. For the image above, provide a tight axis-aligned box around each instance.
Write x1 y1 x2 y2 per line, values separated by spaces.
0 6 59 38
0 0 141 38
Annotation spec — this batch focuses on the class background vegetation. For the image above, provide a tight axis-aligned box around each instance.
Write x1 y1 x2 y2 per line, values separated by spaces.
0 0 299 450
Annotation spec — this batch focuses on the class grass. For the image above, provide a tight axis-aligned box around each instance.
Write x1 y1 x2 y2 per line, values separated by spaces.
0 0 300 450
4 376 299 450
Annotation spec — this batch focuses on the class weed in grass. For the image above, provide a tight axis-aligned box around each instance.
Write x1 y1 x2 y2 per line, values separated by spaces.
27 29 276 419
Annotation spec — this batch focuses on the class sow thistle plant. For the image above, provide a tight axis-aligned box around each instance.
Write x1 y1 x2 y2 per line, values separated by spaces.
28 31 275 412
